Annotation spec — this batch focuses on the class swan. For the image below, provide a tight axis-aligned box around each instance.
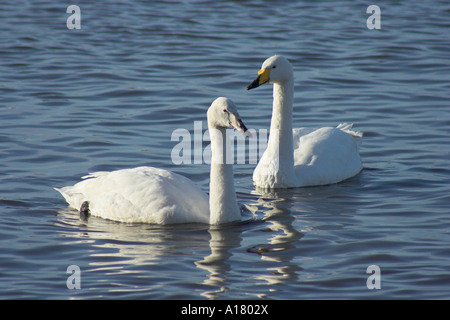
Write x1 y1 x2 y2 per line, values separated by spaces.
246 55 363 188
55 97 251 225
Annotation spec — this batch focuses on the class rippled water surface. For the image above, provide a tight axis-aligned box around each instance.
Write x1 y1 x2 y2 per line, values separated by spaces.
1 1 449 299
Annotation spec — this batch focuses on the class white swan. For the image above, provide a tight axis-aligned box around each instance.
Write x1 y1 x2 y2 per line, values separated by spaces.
55 97 251 225
247 55 363 188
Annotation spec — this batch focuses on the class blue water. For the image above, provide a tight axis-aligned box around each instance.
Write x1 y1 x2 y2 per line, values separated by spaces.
1 1 449 299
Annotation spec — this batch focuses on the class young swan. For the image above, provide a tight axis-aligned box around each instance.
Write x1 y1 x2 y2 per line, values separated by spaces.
247 55 363 189
55 97 251 225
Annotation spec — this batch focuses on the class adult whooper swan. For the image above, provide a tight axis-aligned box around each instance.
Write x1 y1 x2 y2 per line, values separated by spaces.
247 55 363 189
55 97 252 225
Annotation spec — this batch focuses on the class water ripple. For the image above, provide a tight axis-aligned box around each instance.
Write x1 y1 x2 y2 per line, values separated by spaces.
1 0 449 300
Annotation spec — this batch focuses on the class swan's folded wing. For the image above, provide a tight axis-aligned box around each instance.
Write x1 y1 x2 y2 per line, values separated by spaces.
292 127 317 150
293 124 363 151
55 166 210 224
293 127 363 186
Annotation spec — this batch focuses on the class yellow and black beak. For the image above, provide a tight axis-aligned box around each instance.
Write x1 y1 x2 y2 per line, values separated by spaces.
246 68 270 90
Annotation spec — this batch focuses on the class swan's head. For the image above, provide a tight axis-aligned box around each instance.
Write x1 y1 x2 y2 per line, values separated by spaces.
246 55 293 90
207 97 252 137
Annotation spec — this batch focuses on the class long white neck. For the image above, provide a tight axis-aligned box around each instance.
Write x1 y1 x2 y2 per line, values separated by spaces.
208 126 240 225
267 79 295 172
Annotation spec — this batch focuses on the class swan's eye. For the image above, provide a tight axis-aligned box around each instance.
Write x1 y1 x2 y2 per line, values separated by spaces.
223 109 228 113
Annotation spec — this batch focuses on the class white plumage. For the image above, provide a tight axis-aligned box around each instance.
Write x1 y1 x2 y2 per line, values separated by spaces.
247 55 363 188
55 97 251 224
56 167 210 224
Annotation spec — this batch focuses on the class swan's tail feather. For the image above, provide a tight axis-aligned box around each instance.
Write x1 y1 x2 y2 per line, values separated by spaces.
82 171 109 180
337 123 363 146
54 187 86 210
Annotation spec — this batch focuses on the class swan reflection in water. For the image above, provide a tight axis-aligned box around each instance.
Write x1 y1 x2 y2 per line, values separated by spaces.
195 188 305 299
55 188 305 300
56 177 361 299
